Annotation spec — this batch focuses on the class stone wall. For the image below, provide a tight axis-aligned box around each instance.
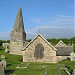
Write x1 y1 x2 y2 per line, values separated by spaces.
56 56 70 62
9 41 25 55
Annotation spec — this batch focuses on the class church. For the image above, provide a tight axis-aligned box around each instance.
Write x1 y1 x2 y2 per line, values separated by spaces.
9 8 73 63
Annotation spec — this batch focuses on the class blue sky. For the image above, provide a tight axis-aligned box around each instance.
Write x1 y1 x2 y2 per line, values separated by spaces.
0 0 74 40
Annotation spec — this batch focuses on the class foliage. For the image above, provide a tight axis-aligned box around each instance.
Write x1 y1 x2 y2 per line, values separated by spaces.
47 37 75 44
70 37 75 43
26 39 31 42
47 38 70 45
0 40 10 46
73 44 75 52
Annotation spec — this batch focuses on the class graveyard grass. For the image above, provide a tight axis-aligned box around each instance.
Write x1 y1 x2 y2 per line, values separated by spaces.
0 46 75 75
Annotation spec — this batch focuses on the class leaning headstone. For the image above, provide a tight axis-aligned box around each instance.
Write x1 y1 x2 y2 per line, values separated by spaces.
1 55 5 59
1 60 7 68
72 69 75 75
0 62 5 75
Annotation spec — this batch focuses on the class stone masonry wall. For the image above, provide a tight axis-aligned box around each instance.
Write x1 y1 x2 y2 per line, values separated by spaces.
9 42 25 55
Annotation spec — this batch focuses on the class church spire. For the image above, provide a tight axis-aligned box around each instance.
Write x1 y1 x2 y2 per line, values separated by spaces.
14 7 25 33
10 8 26 42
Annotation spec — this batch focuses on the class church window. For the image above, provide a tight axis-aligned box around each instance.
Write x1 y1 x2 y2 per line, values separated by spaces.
34 43 44 59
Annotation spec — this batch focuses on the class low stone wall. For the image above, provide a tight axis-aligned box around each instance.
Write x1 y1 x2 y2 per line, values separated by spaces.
56 56 70 62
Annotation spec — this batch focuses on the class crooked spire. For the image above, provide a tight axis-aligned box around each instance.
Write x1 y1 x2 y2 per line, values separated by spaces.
10 8 26 42
14 8 25 33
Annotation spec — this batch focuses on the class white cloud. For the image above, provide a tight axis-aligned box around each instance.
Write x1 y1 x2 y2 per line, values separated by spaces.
0 32 10 40
26 32 37 35
27 15 74 39
32 15 73 29
0 15 74 40
32 18 42 24
32 15 74 27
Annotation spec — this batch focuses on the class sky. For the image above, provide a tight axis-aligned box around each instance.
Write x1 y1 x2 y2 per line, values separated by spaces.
0 0 74 40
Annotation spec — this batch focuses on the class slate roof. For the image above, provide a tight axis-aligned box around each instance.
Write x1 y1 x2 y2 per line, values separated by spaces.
56 46 73 56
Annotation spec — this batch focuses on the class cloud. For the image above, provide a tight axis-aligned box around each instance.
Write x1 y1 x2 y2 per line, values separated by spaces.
32 18 42 24
26 32 37 35
28 15 74 39
32 15 74 27
0 15 74 40
0 32 10 40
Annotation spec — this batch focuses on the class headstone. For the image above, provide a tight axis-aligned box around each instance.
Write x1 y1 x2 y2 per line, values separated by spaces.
1 55 5 59
45 70 48 75
2 43 9 49
1 60 7 67
72 69 75 75
42 65 45 69
5 48 9 53
0 62 5 75
70 52 75 61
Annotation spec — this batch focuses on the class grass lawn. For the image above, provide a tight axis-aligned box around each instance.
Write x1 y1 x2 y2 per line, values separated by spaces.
0 46 75 75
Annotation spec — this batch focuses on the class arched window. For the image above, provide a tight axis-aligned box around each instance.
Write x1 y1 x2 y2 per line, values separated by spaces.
34 43 44 59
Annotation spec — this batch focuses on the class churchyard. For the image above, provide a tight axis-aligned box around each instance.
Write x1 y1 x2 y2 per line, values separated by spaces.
0 45 75 75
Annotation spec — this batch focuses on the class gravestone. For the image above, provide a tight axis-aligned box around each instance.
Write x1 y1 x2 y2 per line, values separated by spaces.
1 55 5 59
2 43 9 49
0 62 5 75
5 48 9 53
1 60 7 67
70 52 75 61
45 70 48 75
72 69 75 75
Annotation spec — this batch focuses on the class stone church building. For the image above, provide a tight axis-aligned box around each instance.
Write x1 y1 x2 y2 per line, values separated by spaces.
9 8 73 63
22 34 57 63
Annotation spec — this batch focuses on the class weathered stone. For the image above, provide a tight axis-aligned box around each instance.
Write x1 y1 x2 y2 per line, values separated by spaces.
2 43 9 49
70 52 75 61
10 8 26 55
5 48 9 53
72 69 75 75
1 60 7 67
10 8 26 42
0 63 5 75
23 34 57 63
1 55 5 59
